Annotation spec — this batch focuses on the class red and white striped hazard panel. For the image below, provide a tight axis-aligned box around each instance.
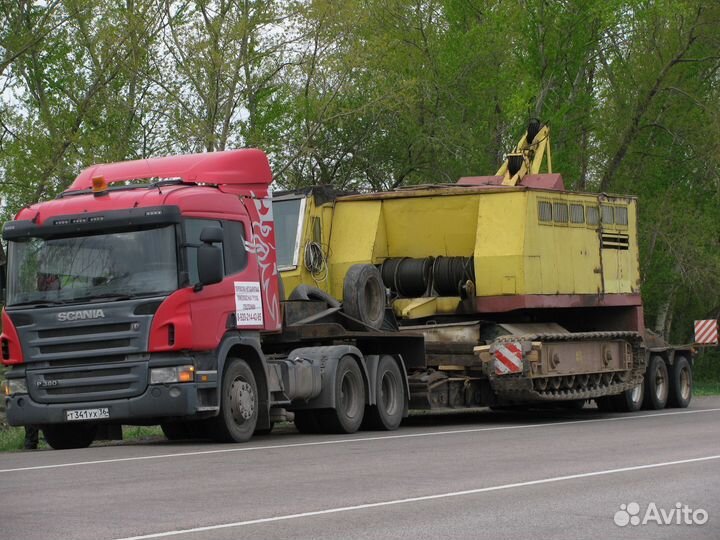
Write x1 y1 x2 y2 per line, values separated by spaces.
494 342 523 375
694 320 718 345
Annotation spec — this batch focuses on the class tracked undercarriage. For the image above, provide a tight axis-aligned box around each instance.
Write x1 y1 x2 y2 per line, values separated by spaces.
485 331 645 402
406 325 645 409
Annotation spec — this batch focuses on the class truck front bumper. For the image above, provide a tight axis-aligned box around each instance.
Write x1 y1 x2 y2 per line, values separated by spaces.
4 383 198 426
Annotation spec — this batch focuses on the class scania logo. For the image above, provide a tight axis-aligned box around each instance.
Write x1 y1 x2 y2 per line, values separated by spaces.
57 309 105 322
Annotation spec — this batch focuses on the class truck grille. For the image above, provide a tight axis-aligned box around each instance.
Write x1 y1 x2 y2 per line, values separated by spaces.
27 362 148 404
25 320 144 365
38 323 132 339
11 299 157 403
39 339 132 355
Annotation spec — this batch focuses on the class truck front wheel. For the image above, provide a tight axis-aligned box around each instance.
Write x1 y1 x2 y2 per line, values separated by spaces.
43 423 97 450
208 358 258 443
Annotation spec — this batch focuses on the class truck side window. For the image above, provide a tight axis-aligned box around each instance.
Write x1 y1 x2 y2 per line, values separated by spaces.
222 220 248 275
184 219 223 284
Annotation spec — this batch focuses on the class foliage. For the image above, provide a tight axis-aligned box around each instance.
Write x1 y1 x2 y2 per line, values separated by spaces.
0 0 719 343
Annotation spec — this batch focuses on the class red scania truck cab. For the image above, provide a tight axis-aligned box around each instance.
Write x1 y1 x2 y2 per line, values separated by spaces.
0 150 303 448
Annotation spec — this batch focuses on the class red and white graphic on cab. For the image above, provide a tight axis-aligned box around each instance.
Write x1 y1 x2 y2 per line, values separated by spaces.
234 281 264 326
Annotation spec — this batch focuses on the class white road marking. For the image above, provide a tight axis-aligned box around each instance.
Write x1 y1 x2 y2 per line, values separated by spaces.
1 407 719 474
113 454 720 540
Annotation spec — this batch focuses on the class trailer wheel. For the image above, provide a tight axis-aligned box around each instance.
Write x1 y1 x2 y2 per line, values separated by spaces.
208 358 258 443
643 355 669 410
293 411 322 434
363 355 405 430
42 423 97 450
595 396 617 412
343 264 386 330
610 383 644 413
321 356 366 433
668 356 692 409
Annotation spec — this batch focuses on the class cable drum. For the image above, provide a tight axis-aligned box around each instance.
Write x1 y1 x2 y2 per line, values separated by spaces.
380 257 433 298
432 256 475 296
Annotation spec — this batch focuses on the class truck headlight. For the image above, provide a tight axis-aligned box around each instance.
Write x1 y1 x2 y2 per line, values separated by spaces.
2 378 28 396
150 365 194 384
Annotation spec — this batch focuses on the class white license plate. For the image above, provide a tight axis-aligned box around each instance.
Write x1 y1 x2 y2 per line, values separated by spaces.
65 408 110 421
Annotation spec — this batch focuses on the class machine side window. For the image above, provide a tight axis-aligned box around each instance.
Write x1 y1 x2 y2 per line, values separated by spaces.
184 219 223 284
552 202 568 224
570 204 585 224
601 205 614 225
586 206 599 226
538 201 552 223
222 220 248 275
273 198 305 268
614 206 628 226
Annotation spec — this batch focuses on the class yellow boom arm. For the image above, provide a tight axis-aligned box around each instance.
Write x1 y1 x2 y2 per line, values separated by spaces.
496 121 552 186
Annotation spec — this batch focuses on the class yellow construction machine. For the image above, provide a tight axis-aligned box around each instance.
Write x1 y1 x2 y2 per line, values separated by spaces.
273 120 693 414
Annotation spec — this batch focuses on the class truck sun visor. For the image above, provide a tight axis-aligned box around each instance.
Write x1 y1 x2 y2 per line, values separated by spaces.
2 206 182 240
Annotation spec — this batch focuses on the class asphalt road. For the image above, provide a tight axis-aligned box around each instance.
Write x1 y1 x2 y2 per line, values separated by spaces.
2 397 719 540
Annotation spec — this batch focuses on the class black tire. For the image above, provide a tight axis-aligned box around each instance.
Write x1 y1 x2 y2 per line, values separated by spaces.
595 396 617 412
42 423 97 450
207 358 258 443
321 356 366 433
668 356 692 408
161 421 207 441
289 284 340 307
293 410 322 434
643 355 669 410
343 264 386 330
363 355 405 430
254 422 275 435
611 383 644 413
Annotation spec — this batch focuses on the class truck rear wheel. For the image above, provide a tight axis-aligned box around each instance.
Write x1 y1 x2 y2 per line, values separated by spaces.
321 356 366 433
643 355 669 410
208 358 258 443
668 356 692 408
363 355 405 430
42 423 97 450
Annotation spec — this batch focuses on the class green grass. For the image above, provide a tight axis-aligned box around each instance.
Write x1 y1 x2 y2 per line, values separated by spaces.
694 380 720 396
0 424 165 452
0 426 49 452
693 349 720 396
121 425 164 441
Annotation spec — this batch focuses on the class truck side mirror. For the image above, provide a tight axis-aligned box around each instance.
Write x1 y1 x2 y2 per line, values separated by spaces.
196 227 224 288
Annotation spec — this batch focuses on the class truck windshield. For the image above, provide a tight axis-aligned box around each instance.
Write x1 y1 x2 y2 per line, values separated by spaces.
6 226 178 307
272 198 303 268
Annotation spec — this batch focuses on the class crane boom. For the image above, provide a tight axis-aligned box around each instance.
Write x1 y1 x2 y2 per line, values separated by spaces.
496 119 552 186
